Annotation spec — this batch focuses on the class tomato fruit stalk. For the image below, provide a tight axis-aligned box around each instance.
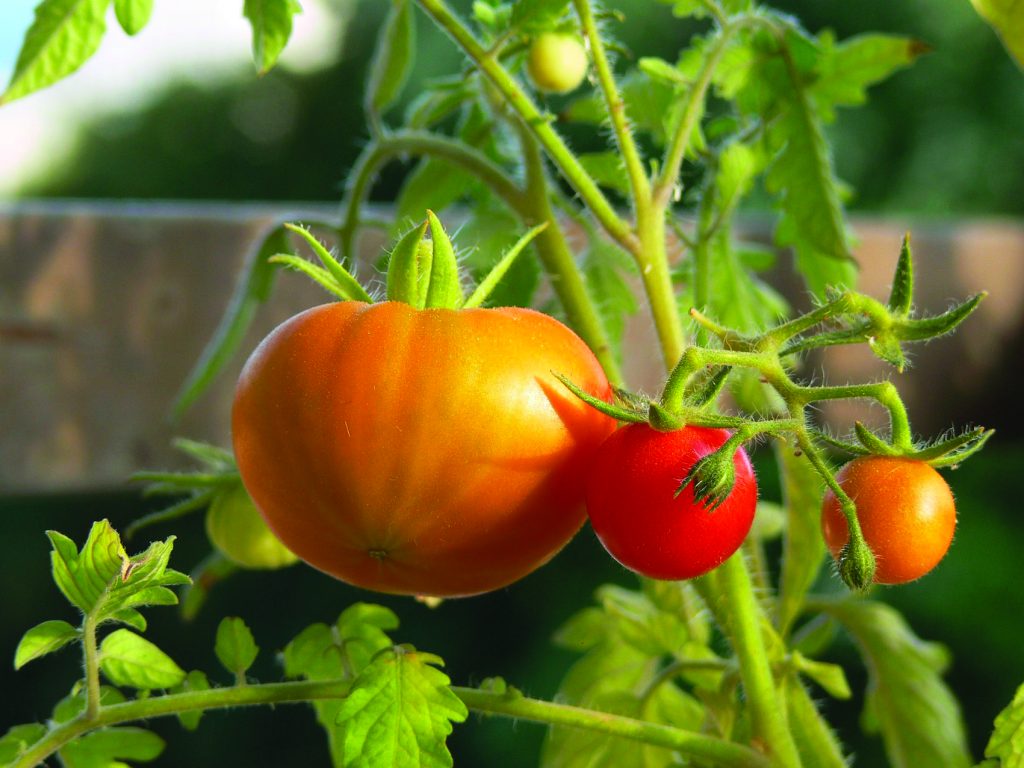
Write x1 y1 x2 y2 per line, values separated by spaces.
821 456 957 584
232 301 616 597
585 424 758 580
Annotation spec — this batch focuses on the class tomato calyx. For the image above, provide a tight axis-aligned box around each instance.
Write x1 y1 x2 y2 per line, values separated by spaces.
813 422 993 469
836 535 876 592
273 212 547 312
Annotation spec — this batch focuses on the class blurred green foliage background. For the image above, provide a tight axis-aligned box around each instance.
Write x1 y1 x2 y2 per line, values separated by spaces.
2 0 1023 766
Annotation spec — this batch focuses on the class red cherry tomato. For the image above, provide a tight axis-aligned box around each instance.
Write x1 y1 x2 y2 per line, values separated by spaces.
232 301 615 597
585 424 758 580
821 456 956 584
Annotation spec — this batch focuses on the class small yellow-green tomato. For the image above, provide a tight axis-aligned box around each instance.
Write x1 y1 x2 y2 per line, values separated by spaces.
206 482 299 569
527 33 589 94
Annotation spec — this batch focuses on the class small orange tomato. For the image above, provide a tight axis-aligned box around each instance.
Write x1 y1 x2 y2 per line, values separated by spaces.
821 457 956 584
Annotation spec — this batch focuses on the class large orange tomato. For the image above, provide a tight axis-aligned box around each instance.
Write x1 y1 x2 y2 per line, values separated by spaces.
821 456 956 584
232 301 615 597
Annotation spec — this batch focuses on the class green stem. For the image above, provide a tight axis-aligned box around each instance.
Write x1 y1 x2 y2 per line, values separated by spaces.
716 554 802 767
82 615 101 722
415 0 640 256
12 680 768 768
797 381 912 449
637 203 687 369
572 0 650 205
454 687 769 768
338 130 527 259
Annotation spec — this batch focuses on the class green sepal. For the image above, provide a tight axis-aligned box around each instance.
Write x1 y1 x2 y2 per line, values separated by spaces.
463 224 547 309
912 428 994 469
685 367 731 409
898 293 986 341
268 255 353 301
811 429 871 457
386 220 430 307
887 234 914 317
556 374 647 423
424 211 464 309
612 387 650 412
676 447 737 511
867 332 907 372
283 223 374 303
854 421 898 456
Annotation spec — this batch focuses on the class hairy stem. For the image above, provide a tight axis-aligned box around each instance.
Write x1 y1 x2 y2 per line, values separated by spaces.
82 615 101 722
716 554 803 767
338 129 527 259
12 680 769 768
572 0 650 205
416 0 640 255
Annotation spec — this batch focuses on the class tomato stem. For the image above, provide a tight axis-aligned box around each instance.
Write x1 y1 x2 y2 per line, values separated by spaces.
716 554 804 767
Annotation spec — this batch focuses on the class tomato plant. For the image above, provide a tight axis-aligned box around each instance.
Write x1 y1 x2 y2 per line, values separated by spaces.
526 32 589 94
2 0 1016 767
585 424 756 580
232 300 615 597
821 456 957 584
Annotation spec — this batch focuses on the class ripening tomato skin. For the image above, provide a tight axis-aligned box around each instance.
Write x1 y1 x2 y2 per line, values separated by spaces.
821 456 956 584
585 424 757 580
232 301 616 597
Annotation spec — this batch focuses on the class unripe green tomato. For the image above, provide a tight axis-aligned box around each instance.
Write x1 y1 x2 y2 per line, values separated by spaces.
527 33 589 94
206 482 299 569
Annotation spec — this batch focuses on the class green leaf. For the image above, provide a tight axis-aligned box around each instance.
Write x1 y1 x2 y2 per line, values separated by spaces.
100 629 186 690
49 521 126 613
171 225 284 420
337 603 401 675
14 619 78 669
386 220 431 306
268 255 350 300
336 646 468 768
811 34 925 122
985 680 1024 767
582 239 639 360
783 673 849 768
511 0 570 31
824 600 971 768
365 0 415 123
113 0 153 36
792 651 851 700
706 232 788 334
577 152 631 197
215 617 259 679
172 670 211 731
971 0 1024 68
775 444 826 637
424 211 464 308
0 724 47 765
0 0 110 105
59 727 164 768
243 0 302 75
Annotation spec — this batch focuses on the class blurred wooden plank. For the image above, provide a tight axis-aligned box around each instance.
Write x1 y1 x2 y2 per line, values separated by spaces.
2 202 1021 492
